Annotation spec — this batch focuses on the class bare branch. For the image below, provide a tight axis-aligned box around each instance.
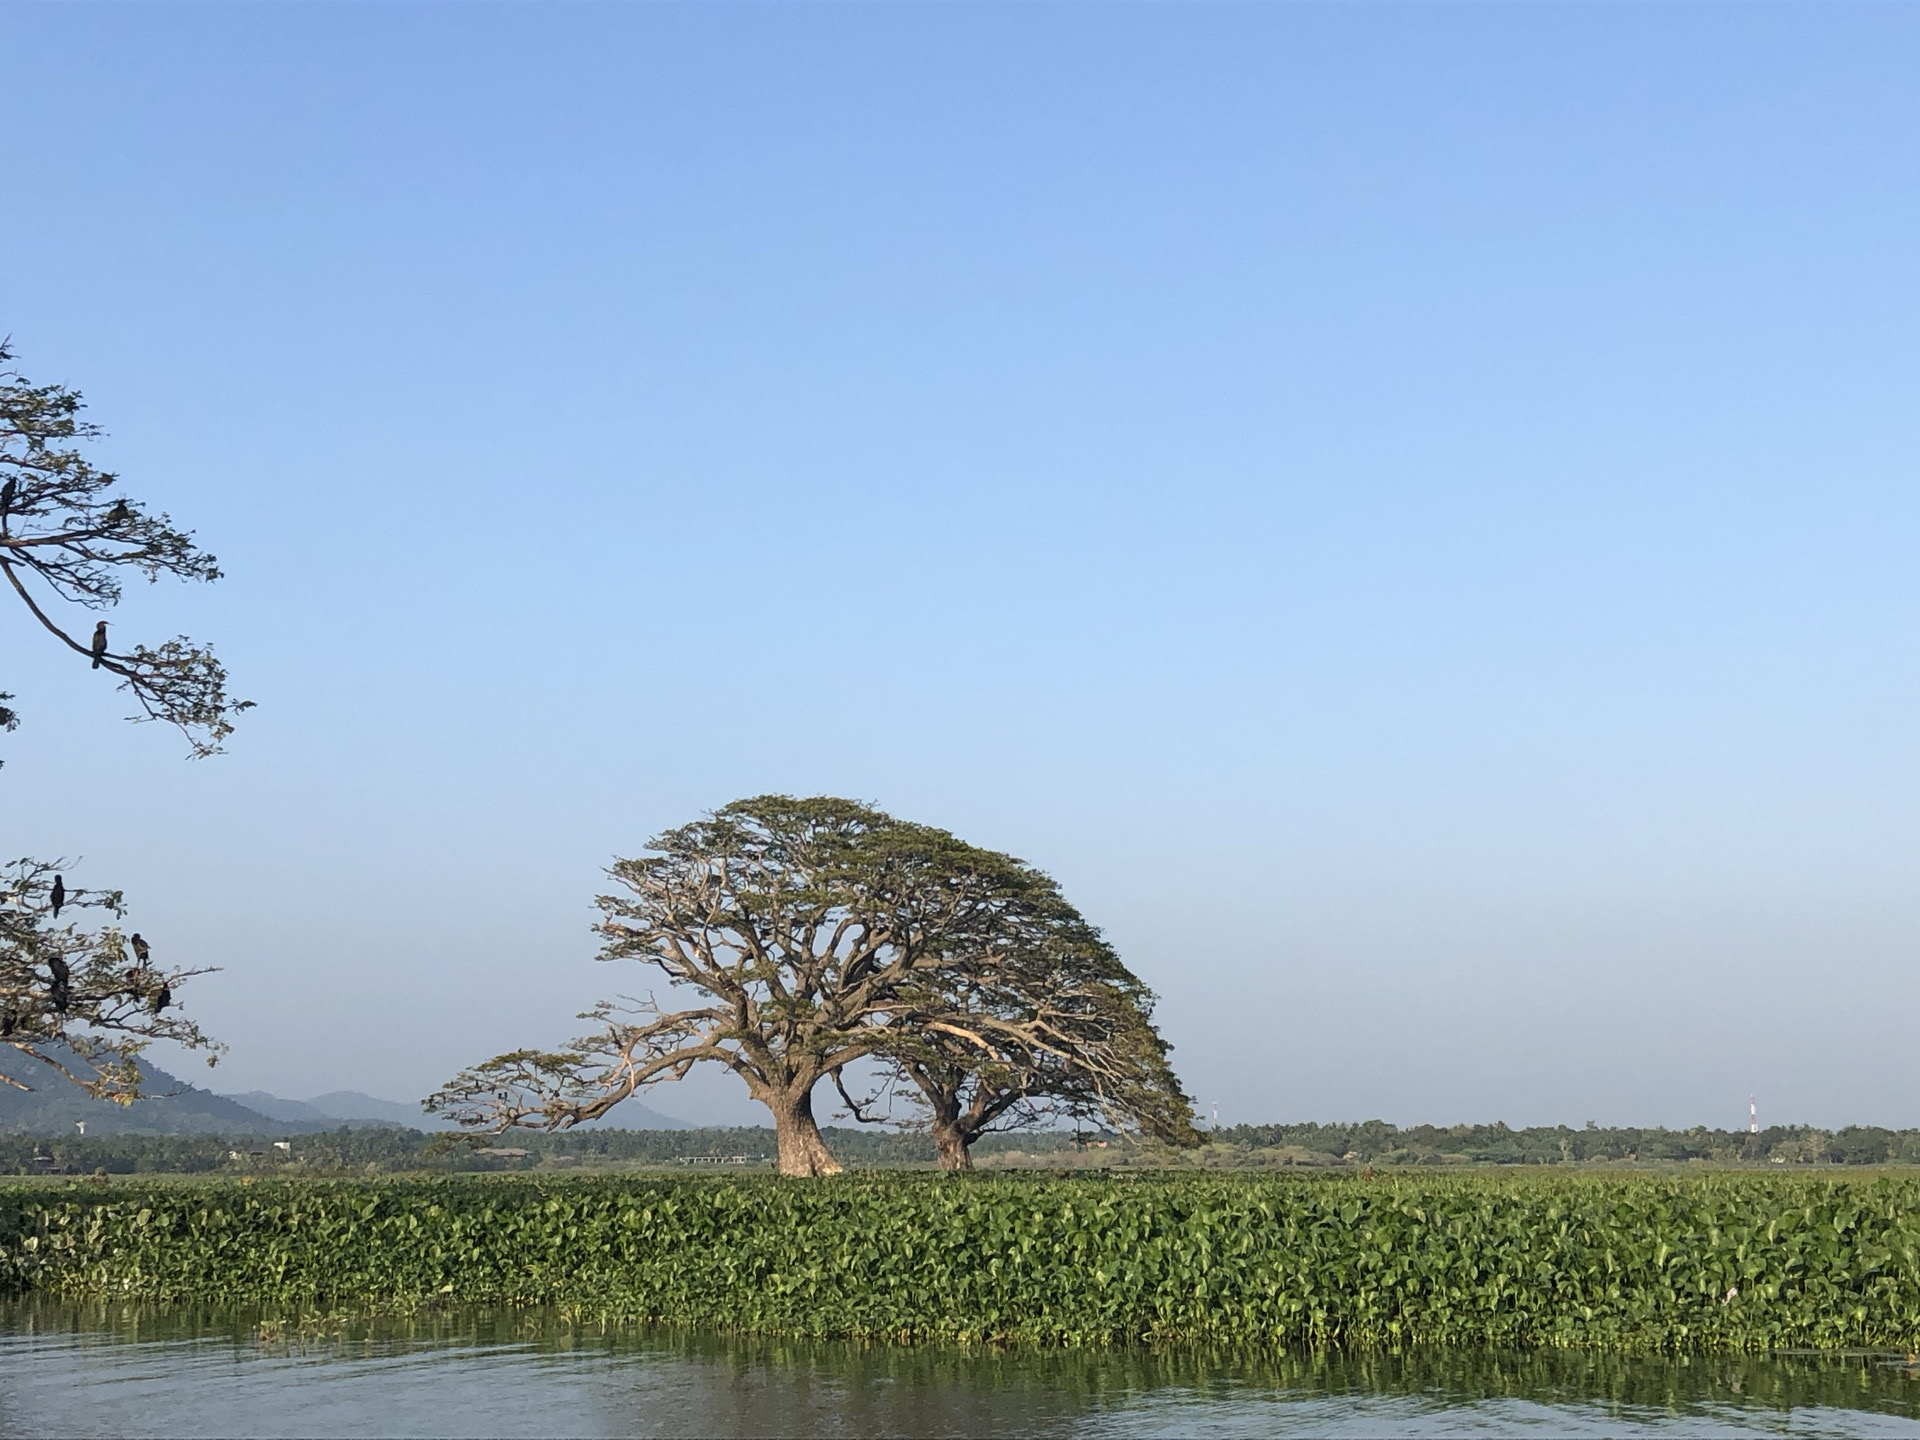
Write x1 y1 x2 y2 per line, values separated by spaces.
0 856 224 1101
0 341 248 756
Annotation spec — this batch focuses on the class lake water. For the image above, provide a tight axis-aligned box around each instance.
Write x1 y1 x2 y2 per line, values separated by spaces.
1 1301 1916 1438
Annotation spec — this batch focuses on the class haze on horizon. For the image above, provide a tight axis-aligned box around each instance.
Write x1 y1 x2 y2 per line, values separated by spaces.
1 3 1913 1132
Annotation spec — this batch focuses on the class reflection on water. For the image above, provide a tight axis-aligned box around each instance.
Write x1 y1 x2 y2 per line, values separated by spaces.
0 1299 1915 1438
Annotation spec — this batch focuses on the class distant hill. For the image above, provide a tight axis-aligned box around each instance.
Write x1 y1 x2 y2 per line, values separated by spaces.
0 1046 309 1137
308 1091 438 1127
219 1091 431 1130
563 1094 696 1130
6 1047 762 1136
223 1089 696 1132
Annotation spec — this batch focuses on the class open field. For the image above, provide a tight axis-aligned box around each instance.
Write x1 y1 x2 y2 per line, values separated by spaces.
4 1171 1916 1352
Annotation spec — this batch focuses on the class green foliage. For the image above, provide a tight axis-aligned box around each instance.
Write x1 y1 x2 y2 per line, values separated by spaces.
1211 1121 1920 1167
2 1172 1916 1351
0 1128 444 1176
0 1126 978 1175
10 1120 1919 1176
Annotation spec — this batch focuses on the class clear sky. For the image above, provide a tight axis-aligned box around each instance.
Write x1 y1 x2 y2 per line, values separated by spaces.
2 2 1914 1130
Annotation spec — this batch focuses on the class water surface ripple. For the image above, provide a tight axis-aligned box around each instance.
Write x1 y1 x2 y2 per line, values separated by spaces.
1 1302 1915 1438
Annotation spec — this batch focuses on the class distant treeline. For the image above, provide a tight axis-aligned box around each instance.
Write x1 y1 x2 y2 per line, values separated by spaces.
1211 1121 1920 1167
7 1121 1918 1176
0 1126 1073 1176
1 1128 440 1176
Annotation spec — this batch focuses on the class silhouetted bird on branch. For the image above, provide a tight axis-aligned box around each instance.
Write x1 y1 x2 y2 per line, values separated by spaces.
47 954 70 1014
105 499 130 526
130 933 150 965
49 875 65 918
150 983 170 1015
90 622 108 669
0 478 14 513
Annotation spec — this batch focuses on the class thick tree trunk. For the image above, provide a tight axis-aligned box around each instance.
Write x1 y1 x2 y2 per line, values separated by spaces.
769 1084 842 1177
925 1085 974 1172
932 1119 973 1172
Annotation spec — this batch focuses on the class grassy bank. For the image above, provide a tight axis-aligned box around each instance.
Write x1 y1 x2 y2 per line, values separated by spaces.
3 1171 1915 1351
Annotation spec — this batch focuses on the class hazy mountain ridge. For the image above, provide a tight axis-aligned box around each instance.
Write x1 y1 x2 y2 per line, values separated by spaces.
3 1047 719 1137
0 1047 311 1137
221 1090 442 1130
223 1089 695 1132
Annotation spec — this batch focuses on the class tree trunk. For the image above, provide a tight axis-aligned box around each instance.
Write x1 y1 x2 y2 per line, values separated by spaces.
925 1085 973 1172
769 1083 843 1177
932 1118 973 1172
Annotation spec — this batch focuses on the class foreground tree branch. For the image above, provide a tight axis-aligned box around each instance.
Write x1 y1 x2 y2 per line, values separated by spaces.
0 340 250 757
0 341 237 1100
0 857 223 1099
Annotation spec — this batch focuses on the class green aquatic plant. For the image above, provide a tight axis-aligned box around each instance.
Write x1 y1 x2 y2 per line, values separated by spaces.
2 1171 1916 1352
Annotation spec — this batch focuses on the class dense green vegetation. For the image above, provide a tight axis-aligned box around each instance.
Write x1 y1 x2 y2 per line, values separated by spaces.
0 1127 966 1176
0 1129 443 1177
9 1120 1919 1177
3 1172 1916 1351
1209 1122 1920 1168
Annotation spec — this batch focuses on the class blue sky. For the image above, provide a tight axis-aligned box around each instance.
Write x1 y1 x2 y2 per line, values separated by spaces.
2 2 1914 1128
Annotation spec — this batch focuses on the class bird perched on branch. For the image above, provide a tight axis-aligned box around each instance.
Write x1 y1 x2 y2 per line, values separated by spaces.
130 933 150 965
105 499 130 526
1 478 14 513
50 874 65 918
48 954 71 1014
150 982 170 1015
90 621 108 669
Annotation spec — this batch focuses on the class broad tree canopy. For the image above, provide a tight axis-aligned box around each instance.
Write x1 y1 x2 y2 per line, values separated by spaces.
428 795 1195 1175
845 928 1200 1169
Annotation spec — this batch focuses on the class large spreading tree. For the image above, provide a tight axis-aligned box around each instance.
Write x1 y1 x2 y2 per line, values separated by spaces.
427 795 1196 1175
1 340 239 1098
837 935 1200 1170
